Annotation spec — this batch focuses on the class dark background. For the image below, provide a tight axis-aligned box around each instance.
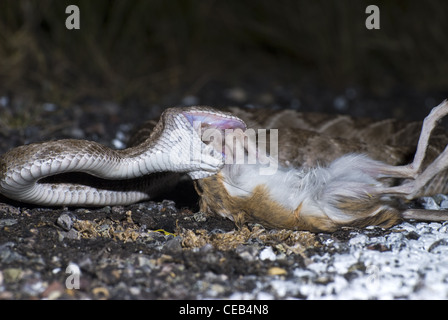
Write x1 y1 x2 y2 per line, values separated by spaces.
0 0 448 132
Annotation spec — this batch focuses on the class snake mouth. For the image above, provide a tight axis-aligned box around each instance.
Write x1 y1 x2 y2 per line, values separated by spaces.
181 111 246 131
182 110 249 159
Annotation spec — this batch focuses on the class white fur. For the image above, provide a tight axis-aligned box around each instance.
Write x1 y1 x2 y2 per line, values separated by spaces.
221 154 390 223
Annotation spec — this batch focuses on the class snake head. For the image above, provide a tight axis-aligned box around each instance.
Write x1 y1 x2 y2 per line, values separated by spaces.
160 106 247 179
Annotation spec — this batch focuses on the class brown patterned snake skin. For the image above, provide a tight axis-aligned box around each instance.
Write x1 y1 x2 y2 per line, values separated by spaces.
2 101 448 232
0 107 245 206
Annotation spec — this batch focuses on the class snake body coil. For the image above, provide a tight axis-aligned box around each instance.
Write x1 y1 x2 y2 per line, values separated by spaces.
0 106 246 206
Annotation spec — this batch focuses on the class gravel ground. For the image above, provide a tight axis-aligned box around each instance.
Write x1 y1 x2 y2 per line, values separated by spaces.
1 198 447 300
1 85 448 300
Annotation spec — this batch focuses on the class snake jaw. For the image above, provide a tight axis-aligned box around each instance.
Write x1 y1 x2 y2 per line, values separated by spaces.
179 108 248 179
157 107 247 180
181 109 247 132
181 108 247 153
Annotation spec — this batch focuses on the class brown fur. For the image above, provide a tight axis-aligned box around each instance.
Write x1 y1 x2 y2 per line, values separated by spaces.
195 173 403 233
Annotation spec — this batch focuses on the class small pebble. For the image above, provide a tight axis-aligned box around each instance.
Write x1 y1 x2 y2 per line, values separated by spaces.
3 268 22 283
267 267 287 276
259 247 276 261
164 237 183 252
56 213 75 231
420 197 439 210
440 200 448 209
0 218 17 227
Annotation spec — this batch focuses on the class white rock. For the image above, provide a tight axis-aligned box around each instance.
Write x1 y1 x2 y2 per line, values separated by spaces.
259 247 276 261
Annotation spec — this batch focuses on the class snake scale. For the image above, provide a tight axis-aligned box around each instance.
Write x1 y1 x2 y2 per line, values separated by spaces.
2 102 448 232
0 107 244 206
